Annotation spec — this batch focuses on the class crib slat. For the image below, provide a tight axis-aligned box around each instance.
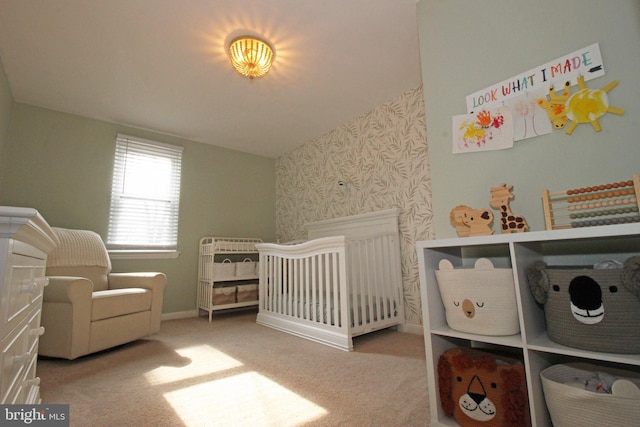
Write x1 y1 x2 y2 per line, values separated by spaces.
332 251 340 327
308 258 313 319
292 257 297 318
311 255 317 322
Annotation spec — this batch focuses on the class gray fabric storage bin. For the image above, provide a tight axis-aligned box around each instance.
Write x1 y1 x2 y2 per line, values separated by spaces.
527 257 640 353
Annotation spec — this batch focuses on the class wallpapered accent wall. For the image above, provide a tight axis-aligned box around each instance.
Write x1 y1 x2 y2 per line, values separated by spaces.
275 86 433 326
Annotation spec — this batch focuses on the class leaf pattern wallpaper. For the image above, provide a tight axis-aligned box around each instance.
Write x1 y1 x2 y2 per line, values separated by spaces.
275 86 434 327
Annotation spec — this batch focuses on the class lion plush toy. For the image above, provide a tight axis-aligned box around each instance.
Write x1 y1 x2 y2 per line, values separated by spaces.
438 347 530 427
527 256 640 353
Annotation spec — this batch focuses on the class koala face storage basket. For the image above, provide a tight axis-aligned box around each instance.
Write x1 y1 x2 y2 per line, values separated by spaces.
435 258 519 336
527 257 640 353
541 363 640 427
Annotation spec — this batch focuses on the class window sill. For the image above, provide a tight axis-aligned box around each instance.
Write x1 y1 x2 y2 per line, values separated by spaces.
108 250 180 260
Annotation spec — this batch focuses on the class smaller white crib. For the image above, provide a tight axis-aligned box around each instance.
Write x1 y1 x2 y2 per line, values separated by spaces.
256 209 404 351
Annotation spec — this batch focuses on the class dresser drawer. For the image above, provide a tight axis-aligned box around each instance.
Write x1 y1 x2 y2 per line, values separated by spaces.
1 252 47 332
0 321 29 403
0 305 43 404
10 352 40 404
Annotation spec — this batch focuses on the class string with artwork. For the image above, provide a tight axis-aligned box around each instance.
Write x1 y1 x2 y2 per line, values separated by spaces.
454 44 626 155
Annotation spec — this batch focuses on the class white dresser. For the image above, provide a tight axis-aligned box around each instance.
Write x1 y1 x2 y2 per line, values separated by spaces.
0 207 57 404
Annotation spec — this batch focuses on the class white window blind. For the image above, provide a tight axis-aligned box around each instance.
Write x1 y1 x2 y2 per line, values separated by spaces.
107 134 183 250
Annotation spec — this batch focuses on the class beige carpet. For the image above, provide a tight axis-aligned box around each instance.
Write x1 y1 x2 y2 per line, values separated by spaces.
37 310 430 426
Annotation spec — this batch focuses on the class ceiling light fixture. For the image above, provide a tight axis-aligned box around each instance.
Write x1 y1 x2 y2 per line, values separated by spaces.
228 36 274 79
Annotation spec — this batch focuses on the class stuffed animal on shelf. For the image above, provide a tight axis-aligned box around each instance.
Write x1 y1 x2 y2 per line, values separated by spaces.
489 183 528 233
450 205 494 237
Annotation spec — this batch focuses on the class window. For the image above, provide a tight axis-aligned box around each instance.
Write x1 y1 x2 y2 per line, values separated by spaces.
107 134 183 256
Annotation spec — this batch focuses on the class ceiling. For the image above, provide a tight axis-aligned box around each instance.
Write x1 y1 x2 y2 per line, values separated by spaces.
0 0 423 158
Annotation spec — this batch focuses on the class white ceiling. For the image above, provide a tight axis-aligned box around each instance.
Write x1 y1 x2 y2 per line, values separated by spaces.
0 0 423 158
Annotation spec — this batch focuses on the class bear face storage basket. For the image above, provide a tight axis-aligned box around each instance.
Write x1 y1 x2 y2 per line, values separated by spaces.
438 347 530 427
527 256 640 353
541 363 640 427
435 258 519 336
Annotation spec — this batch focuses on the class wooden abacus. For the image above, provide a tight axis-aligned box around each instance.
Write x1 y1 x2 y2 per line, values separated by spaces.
542 174 640 230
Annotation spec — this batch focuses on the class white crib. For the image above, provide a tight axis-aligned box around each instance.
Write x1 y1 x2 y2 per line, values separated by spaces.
256 209 404 351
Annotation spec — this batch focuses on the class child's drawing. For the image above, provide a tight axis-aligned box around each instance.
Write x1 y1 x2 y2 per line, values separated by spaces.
504 89 552 140
452 107 513 154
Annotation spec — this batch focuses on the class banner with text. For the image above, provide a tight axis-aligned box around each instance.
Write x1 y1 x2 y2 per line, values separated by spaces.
466 43 604 113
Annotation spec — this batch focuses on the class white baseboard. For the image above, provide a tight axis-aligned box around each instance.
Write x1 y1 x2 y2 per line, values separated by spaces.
402 322 424 336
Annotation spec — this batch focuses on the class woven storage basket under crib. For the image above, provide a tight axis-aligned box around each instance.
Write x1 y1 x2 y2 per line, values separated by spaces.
541 363 640 427
527 257 640 353
435 258 519 336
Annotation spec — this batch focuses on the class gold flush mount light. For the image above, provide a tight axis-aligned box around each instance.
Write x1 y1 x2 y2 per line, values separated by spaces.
228 35 274 79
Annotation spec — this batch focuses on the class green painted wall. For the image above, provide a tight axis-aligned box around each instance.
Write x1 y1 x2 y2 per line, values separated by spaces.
417 0 640 238
0 57 13 189
0 103 276 315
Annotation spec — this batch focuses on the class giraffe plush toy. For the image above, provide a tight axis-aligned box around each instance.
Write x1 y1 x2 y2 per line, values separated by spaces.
490 183 528 233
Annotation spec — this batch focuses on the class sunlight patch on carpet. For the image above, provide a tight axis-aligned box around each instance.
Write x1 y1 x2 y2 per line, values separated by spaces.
144 345 243 386
163 371 328 426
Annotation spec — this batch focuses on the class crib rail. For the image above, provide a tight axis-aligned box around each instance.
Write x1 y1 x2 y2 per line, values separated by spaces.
347 232 404 336
255 232 403 351
256 236 351 350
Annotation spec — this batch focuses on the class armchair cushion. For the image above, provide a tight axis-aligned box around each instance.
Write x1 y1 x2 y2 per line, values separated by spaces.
91 288 152 321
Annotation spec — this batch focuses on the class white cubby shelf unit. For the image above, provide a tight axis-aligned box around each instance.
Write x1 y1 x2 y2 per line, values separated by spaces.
197 237 262 322
417 223 640 427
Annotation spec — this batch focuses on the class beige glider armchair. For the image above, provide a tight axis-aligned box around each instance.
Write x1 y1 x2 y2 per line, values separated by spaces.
40 227 166 360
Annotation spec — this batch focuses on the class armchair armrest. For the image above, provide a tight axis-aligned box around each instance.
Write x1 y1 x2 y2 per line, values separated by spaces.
108 272 167 335
108 272 167 291
44 276 93 303
40 276 93 359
